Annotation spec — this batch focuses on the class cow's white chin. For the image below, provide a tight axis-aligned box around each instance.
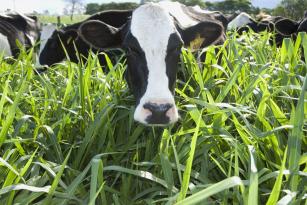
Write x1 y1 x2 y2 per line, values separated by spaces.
134 103 179 126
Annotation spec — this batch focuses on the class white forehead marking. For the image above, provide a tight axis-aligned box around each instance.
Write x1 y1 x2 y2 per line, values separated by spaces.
39 24 56 55
131 2 174 94
227 12 253 30
0 32 12 57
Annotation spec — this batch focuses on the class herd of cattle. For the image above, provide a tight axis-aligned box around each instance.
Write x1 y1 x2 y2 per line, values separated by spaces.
0 1 306 126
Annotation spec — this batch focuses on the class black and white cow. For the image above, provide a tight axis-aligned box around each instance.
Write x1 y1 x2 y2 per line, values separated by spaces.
78 1 225 126
274 14 307 37
39 10 132 67
227 12 275 34
227 12 295 46
0 12 41 58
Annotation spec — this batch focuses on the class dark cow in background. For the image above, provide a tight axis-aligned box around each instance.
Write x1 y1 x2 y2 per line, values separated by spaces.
39 10 132 67
227 12 279 34
227 12 303 47
79 1 225 126
274 12 307 37
0 12 41 58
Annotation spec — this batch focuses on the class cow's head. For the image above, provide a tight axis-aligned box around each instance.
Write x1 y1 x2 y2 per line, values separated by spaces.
39 28 79 66
79 3 223 126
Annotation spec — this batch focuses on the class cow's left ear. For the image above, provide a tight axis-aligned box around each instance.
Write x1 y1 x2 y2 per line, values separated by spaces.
178 21 224 49
275 18 299 35
78 20 124 49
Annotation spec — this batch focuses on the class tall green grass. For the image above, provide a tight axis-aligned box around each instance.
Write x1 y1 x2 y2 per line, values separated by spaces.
0 31 306 204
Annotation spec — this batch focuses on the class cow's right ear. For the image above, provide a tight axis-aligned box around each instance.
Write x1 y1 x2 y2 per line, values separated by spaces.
79 20 123 49
275 18 299 35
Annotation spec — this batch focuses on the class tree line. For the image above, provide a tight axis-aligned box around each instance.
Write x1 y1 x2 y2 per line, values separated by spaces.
83 0 305 21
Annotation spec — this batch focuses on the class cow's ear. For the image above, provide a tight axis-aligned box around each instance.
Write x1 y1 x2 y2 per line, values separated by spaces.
178 21 224 50
79 20 123 49
275 18 299 35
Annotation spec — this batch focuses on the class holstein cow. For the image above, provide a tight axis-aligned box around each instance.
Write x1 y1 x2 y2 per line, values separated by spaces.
274 14 307 37
39 10 132 67
78 1 225 126
274 13 307 60
227 12 291 46
0 12 41 58
227 12 274 34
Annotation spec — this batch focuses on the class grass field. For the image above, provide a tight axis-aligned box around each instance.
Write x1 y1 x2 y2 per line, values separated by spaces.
38 15 89 24
0 30 306 204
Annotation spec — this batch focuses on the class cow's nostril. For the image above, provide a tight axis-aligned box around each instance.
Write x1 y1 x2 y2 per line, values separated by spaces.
143 103 172 114
143 103 173 124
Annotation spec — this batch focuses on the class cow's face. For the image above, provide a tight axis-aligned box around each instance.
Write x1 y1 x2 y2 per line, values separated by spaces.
123 6 183 125
39 29 78 66
79 3 223 126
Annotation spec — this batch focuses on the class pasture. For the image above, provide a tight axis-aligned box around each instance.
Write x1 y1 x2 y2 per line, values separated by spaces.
0 27 306 205
38 15 89 24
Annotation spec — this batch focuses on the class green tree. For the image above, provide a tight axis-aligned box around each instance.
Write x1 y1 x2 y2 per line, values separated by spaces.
274 0 307 20
63 0 84 21
205 0 252 14
86 3 100 15
100 2 138 11
85 2 139 15
175 0 206 7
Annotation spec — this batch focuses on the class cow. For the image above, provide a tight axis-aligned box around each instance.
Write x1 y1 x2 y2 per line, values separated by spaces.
274 14 307 36
78 1 225 126
227 12 275 33
39 10 132 67
274 13 307 60
227 12 293 46
0 12 41 58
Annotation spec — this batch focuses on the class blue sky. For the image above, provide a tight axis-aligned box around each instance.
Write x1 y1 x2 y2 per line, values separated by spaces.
0 0 281 14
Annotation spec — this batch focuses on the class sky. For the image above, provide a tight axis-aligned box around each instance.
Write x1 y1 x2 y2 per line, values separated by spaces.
0 0 282 14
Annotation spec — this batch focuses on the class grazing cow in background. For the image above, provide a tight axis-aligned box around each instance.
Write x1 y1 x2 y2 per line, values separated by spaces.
274 12 307 59
0 12 41 58
274 13 307 36
227 12 295 46
39 10 132 67
227 12 275 33
79 1 225 126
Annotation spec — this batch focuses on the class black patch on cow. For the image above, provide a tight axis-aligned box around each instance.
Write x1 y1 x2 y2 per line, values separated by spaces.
122 32 148 105
165 33 183 92
298 18 307 32
275 18 299 35
39 10 132 67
